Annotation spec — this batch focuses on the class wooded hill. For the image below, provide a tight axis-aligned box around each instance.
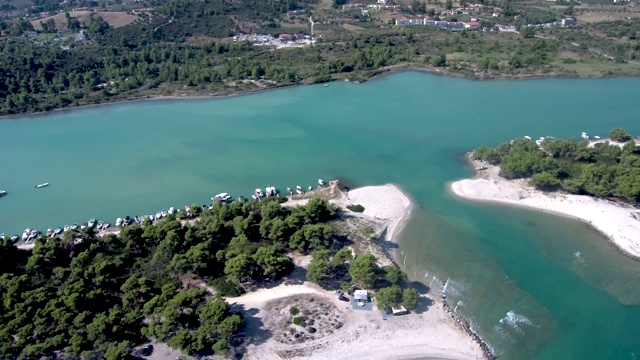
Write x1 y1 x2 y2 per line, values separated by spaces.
473 128 640 204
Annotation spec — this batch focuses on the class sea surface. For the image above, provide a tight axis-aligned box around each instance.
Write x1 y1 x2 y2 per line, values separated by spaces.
1 72 640 359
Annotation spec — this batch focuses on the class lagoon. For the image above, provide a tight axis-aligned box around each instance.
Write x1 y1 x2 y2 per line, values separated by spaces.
1 72 639 359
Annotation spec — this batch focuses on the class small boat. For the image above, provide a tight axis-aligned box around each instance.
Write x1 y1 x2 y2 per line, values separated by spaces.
116 218 123 227
80 224 87 230
324 84 329 87
524 136 531 140
63 225 70 232
318 179 325 186
581 132 589 140
35 183 49 189
46 228 53 236
251 194 258 200
287 187 291 193
54 227 63 235
88 219 96 228
155 211 162 219
10 235 19 243
149 214 156 221
308 186 312 191
97 221 103 229
237 196 245 203
0 190 6 197
594 136 601 139
168 207 175 215
212 193 232 203
102 223 110 229
161 209 168 217
134 216 141 224
296 186 303 195
123 216 131 226
70 224 78 230
255 188 264 197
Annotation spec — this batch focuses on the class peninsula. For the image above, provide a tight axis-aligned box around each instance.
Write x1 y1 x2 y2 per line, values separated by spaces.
451 129 640 258
1 181 487 359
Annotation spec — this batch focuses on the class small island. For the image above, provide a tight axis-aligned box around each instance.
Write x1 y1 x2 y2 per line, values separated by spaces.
0 182 487 359
451 128 640 258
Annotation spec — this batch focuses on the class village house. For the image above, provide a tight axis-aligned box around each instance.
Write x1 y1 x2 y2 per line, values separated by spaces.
278 33 293 42
464 21 481 29
561 17 576 26
396 18 424 26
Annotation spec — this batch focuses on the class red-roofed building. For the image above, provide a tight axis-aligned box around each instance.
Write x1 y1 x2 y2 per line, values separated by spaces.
464 21 480 29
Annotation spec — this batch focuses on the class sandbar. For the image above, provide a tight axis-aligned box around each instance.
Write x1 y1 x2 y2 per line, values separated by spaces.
450 154 640 258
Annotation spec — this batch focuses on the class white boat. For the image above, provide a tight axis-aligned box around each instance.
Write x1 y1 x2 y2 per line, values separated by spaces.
161 209 168 217
324 84 328 87
155 211 162 219
97 221 103 229
581 132 589 140
168 207 175 215
54 227 63 235
46 229 53 236
318 179 325 186
255 188 264 197
116 218 123 226
524 136 532 140
35 183 49 189
308 186 313 191
21 230 29 241
149 214 155 222
88 219 96 228
287 187 291 193
0 190 6 197
102 223 110 229
70 224 78 230
594 136 601 139
251 194 258 200
296 186 303 195
63 225 70 232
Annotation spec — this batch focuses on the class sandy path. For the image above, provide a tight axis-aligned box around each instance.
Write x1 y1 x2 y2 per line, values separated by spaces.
450 156 640 258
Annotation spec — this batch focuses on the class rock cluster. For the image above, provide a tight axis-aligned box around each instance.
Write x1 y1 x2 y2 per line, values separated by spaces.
442 298 496 360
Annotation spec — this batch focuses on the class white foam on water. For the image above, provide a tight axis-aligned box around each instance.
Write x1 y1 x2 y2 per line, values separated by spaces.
498 310 534 335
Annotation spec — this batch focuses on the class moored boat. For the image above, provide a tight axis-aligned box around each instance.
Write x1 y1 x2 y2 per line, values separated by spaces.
0 190 6 197
116 218 123 227
318 179 324 186
35 183 49 189
255 188 264 197
296 185 303 195
88 219 96 228
308 185 312 191
54 227 63 235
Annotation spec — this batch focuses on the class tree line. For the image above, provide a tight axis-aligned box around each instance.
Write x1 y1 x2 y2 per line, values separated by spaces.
473 128 640 204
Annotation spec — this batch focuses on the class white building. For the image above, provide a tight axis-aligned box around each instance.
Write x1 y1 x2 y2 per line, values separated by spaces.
354 290 369 301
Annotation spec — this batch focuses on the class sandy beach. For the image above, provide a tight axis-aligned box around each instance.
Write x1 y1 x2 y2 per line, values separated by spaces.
226 281 482 360
450 155 640 258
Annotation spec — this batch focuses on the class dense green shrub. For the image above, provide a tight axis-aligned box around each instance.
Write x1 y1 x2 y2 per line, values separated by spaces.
293 316 305 326
346 204 365 212
289 306 300 316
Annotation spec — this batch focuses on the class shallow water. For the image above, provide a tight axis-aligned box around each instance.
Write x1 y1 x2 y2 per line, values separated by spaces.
1 72 639 359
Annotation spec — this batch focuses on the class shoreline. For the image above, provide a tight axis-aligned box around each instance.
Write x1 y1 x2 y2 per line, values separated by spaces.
2 65 638 120
450 153 640 259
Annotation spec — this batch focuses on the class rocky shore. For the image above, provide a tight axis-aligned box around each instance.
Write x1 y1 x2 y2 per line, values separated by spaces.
442 297 496 360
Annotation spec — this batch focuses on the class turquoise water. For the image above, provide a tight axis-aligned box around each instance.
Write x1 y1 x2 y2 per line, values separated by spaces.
1 72 639 359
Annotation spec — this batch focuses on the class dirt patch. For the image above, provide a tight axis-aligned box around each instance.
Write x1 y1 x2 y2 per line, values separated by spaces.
261 294 344 346
31 11 138 30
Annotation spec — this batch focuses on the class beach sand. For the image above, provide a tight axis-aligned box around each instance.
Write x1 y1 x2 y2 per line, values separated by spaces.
450 155 640 258
226 282 482 360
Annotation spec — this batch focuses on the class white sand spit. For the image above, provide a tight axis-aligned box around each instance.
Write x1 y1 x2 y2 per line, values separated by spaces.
450 157 640 258
337 184 414 244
